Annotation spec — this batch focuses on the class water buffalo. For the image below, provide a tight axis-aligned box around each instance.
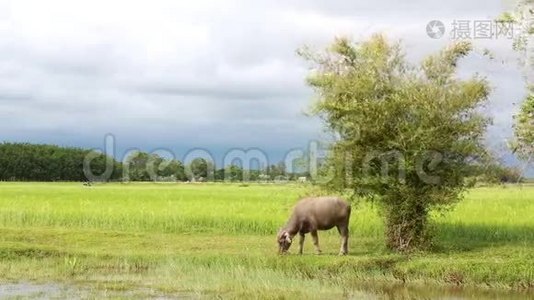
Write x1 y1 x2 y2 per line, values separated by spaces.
277 196 351 255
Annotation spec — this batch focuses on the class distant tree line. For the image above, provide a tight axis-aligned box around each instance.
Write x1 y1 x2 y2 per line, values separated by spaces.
0 143 310 182
474 162 524 184
186 158 308 182
0 142 122 181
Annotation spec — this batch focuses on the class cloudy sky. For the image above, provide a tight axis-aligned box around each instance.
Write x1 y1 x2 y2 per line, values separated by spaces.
0 0 529 167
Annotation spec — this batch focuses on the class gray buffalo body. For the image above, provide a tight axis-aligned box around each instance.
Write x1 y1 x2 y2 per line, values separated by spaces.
277 196 351 255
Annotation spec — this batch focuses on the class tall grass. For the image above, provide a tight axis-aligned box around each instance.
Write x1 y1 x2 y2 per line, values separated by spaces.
0 183 533 243
0 182 383 236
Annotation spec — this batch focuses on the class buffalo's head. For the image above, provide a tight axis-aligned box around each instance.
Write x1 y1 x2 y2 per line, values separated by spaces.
277 230 292 254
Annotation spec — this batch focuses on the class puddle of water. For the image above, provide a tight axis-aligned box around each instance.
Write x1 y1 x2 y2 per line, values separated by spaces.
0 282 531 299
0 282 207 299
0 283 64 298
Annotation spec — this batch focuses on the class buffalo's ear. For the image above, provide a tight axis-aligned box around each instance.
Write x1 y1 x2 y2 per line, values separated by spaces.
283 232 292 243
276 229 283 241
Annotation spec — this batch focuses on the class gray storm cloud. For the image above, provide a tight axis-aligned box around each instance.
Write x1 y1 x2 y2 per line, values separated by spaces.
0 0 528 170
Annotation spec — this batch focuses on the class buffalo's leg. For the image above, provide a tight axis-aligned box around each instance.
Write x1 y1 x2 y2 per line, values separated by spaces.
298 232 305 255
311 230 321 254
337 225 349 255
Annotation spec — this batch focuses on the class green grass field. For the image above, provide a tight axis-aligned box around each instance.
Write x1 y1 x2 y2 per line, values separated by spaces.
0 182 532 298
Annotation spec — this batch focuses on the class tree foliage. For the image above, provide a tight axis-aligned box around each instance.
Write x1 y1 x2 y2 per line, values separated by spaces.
513 89 534 161
124 151 187 182
300 35 491 250
0 142 121 181
189 158 210 181
508 1 534 164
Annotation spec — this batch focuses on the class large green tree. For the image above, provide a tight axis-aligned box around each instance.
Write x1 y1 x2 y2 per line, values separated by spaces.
300 35 491 250
507 1 534 166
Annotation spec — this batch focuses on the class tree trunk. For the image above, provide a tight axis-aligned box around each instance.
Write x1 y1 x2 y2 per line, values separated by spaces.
384 201 430 251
